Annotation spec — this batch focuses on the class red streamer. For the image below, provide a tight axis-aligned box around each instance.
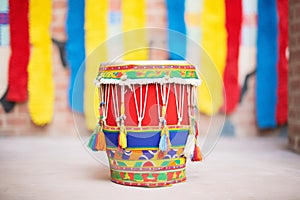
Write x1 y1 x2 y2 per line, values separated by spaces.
7 0 30 102
223 0 242 114
276 0 288 125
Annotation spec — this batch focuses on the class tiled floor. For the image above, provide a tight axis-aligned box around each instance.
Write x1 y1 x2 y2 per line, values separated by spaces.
0 135 299 200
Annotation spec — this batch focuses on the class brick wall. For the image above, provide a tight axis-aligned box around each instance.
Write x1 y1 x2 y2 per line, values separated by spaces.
147 0 168 60
0 0 76 136
0 1 279 137
288 0 300 153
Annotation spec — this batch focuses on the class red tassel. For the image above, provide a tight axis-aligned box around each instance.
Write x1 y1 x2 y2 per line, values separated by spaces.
191 122 202 162
192 144 202 162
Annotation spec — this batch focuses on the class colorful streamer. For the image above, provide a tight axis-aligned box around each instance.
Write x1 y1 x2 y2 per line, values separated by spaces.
0 0 9 99
0 0 9 46
276 0 288 125
256 0 278 128
198 0 227 115
107 0 122 61
0 47 9 99
122 0 148 60
7 0 30 102
185 0 202 65
85 0 108 130
28 0 54 125
223 0 242 113
238 0 257 88
146 0 168 60
166 0 186 60
66 0 85 113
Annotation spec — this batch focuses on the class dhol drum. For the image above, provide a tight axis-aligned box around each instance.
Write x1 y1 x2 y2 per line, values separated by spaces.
88 60 202 187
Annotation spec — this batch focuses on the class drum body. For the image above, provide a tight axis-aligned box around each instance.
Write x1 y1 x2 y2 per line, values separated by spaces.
95 61 201 187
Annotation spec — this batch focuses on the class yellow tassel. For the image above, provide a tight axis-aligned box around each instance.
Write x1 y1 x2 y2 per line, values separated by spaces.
161 105 167 118
121 104 125 118
95 126 106 151
189 122 195 136
118 125 127 149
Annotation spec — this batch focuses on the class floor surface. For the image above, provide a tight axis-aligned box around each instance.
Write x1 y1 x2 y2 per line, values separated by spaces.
0 136 299 200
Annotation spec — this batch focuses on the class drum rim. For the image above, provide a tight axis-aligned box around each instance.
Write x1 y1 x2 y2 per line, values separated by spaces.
100 60 193 67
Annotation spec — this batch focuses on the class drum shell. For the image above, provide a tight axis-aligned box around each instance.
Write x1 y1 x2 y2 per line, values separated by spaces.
95 61 201 187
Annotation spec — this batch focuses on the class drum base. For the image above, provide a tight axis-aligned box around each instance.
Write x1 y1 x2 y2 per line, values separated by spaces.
111 174 186 187
108 153 187 187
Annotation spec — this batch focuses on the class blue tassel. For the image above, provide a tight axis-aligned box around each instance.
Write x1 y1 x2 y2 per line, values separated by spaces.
159 124 171 152
159 134 168 152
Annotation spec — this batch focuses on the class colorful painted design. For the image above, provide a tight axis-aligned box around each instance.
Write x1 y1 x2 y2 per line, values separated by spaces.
106 146 187 187
110 169 186 187
109 157 186 169
107 148 184 161
109 156 186 187
96 63 199 81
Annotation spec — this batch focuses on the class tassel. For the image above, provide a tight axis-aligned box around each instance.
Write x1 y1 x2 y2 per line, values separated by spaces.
183 134 195 159
191 123 203 162
159 121 171 152
88 125 106 151
95 126 106 151
191 144 202 162
118 125 127 149
88 132 97 151
159 134 168 152
118 86 127 149
183 117 195 159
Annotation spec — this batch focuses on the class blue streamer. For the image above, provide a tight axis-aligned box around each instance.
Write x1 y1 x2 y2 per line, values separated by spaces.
256 0 278 128
66 0 85 113
166 0 186 60
0 0 9 46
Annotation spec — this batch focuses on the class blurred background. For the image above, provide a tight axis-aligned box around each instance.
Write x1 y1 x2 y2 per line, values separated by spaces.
0 0 295 145
0 0 300 199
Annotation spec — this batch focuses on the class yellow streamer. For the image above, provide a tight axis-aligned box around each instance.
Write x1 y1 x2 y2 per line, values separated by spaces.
198 0 227 115
85 0 108 130
28 0 53 125
122 0 148 60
